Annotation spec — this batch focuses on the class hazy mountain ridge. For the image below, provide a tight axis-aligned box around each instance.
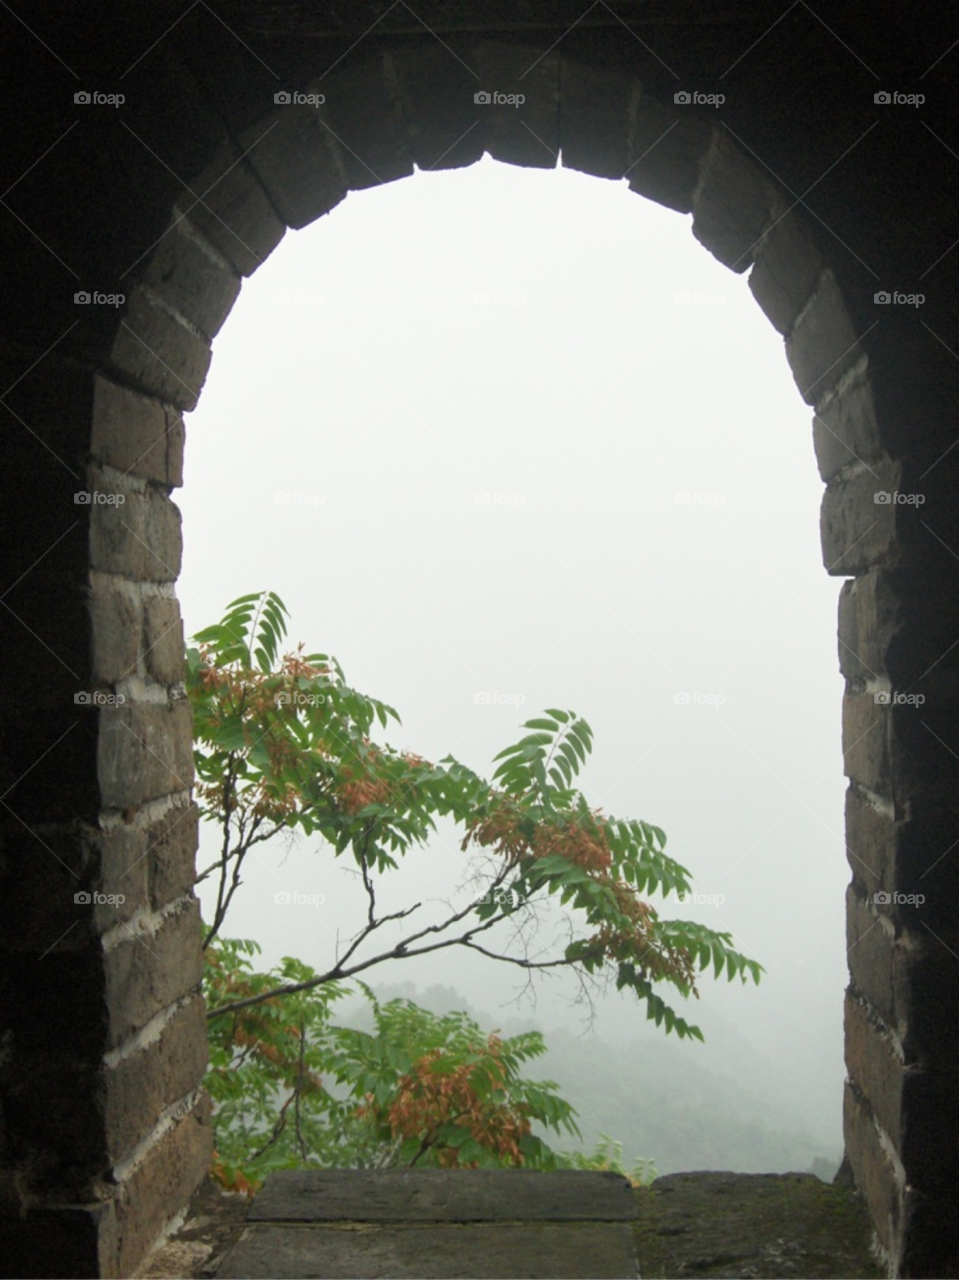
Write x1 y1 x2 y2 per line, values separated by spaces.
344 980 842 1179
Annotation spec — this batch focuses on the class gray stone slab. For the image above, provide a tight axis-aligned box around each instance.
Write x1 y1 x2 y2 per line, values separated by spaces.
248 1169 638 1223
216 1221 639 1279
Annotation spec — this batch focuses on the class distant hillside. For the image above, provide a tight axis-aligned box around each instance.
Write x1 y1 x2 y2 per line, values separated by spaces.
340 980 842 1179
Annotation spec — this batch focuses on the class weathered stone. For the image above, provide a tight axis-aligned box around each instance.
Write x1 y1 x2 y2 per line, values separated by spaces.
237 103 348 231
147 799 199 909
321 56 415 191
89 484 183 583
105 995 208 1162
749 201 824 335
786 271 863 406
89 580 141 684
692 129 777 273
106 286 211 411
143 593 185 686
475 44 560 170
250 1168 639 1223
97 699 193 810
138 218 241 341
843 1081 901 1258
104 898 203 1048
112 1092 213 1280
91 376 184 488
392 43 486 172
219 1221 639 1280
560 60 638 180
627 103 710 213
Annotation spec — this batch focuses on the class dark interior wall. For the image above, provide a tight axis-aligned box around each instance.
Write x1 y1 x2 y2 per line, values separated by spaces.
1 4 957 1276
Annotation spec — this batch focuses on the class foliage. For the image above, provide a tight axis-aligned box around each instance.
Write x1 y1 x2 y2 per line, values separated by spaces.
556 1132 658 1187
188 591 762 1043
204 932 582 1192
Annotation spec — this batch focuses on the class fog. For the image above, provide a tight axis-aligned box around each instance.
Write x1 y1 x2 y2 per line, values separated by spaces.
178 154 848 1171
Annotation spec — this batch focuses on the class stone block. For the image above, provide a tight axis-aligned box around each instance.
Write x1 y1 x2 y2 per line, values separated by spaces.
105 995 208 1163
237 101 348 231
112 1092 212 1280
475 43 560 169
143 593 185 686
846 883 897 1029
89 580 141 685
106 286 211 411
391 43 486 172
692 130 777 273
748 201 823 335
843 1080 901 1257
627 101 710 213
138 218 241 341
147 800 199 909
321 56 415 191
786 270 862 405
96 699 193 810
91 375 184 488
820 460 900 575
89 483 182 583
104 898 203 1049
560 60 638 180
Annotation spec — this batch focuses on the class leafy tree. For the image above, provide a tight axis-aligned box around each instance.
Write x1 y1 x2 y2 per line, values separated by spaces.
204 934 581 1191
189 591 762 1042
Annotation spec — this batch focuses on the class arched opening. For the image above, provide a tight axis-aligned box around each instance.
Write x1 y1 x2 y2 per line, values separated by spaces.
178 151 846 1180
4 12 958 1275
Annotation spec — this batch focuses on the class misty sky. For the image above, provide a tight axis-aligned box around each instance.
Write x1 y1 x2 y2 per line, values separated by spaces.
177 154 848 1155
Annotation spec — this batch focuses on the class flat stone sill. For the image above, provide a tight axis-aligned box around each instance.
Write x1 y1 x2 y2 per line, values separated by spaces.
138 1169 882 1279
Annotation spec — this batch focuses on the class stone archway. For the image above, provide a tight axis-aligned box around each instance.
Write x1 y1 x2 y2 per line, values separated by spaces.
2 7 958 1277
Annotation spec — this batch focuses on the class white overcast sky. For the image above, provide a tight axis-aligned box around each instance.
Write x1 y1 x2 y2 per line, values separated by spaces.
178 153 848 1153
